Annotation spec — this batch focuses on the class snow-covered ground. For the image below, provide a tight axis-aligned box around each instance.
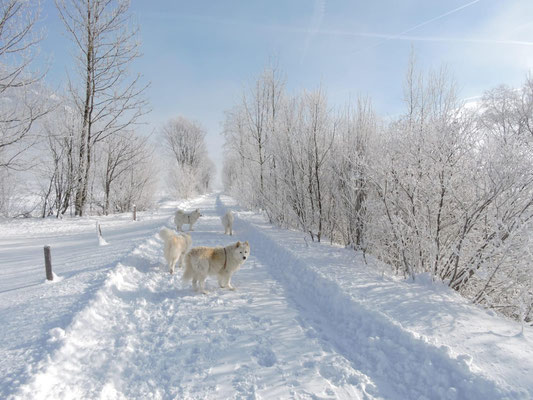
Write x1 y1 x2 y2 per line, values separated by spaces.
1 193 532 399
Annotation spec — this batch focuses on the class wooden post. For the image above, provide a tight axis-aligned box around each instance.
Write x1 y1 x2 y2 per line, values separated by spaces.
44 245 53 281
96 221 108 246
133 204 136 221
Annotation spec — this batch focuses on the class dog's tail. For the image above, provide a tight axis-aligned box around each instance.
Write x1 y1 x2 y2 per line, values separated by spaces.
182 252 194 282
159 227 174 242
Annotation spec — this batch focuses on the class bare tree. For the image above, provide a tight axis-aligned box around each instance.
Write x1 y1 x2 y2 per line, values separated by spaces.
111 141 157 213
55 0 149 216
99 131 150 215
221 60 533 323
331 97 376 250
222 106 256 206
0 0 48 170
239 67 285 207
38 102 79 218
162 116 207 169
161 116 214 198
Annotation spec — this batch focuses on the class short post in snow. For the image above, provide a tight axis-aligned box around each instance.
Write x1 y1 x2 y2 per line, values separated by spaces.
44 245 53 281
96 221 108 246
133 204 136 221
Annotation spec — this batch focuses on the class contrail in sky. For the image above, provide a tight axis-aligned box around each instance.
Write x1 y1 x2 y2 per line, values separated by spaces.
396 0 483 37
300 0 326 63
353 0 483 54
149 5 533 48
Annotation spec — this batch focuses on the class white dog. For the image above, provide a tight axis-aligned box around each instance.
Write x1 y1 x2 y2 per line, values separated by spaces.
174 208 202 231
221 211 234 235
159 227 192 274
182 241 250 293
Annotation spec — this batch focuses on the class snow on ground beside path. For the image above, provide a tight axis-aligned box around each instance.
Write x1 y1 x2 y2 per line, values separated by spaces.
216 194 533 399
1 193 532 399
0 197 200 399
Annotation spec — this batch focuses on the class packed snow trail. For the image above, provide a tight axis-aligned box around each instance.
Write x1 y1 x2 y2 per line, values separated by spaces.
10 193 529 399
12 195 375 399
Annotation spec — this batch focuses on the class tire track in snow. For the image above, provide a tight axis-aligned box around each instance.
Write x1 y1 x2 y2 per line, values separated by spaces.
216 194 524 400
13 195 378 400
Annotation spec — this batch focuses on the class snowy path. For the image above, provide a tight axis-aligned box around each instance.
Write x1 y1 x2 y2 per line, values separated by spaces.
12 195 373 399
5 193 531 399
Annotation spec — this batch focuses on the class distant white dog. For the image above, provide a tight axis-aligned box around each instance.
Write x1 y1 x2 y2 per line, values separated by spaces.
182 241 250 293
159 227 192 274
221 211 234 235
174 208 202 231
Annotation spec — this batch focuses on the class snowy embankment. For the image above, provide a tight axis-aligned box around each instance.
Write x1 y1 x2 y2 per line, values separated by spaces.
0 199 187 399
1 193 532 399
218 195 533 399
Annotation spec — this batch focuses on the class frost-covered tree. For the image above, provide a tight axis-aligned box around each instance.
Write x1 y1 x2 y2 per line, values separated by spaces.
223 67 285 211
98 131 152 215
222 61 533 323
223 69 370 243
0 0 47 170
330 98 377 250
369 61 473 280
161 116 214 198
367 60 533 322
39 104 78 218
56 0 149 216
108 138 157 212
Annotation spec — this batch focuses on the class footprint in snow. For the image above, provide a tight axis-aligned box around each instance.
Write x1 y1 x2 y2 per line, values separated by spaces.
252 346 277 367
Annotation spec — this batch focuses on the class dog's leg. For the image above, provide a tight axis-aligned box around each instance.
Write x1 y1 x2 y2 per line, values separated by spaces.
197 260 209 293
199 278 208 294
218 275 228 288
169 261 174 274
197 272 208 294
171 256 180 274
226 276 235 290
192 278 198 291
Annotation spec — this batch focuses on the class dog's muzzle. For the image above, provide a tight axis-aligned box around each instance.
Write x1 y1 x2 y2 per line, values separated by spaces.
243 256 247 260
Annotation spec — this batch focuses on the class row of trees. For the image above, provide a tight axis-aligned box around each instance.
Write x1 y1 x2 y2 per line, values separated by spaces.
0 0 214 217
222 62 533 323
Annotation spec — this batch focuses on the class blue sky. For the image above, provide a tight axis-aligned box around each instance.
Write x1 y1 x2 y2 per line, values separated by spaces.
38 0 533 178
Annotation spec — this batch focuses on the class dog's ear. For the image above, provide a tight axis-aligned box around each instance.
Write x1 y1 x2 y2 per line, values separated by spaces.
244 241 249 246
236 241 241 247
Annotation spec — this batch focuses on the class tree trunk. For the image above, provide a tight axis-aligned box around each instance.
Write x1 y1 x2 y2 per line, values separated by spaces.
74 5 94 216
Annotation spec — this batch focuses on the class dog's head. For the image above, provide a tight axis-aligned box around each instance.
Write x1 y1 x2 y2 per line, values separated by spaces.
232 241 250 261
190 208 202 220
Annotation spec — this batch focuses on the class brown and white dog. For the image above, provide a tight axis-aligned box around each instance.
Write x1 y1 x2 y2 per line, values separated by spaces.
182 241 250 293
